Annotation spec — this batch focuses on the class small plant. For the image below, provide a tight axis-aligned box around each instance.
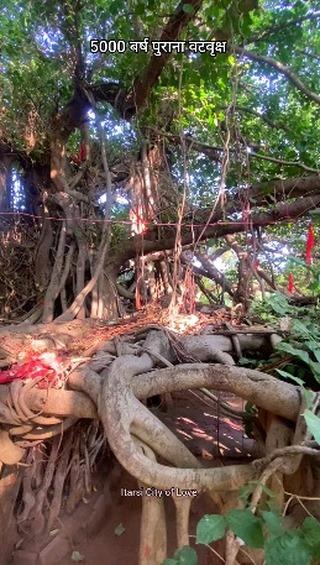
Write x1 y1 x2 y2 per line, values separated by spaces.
163 494 320 564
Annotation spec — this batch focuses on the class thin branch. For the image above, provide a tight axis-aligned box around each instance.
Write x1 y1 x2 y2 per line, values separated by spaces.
236 47 320 106
249 151 319 173
249 10 320 44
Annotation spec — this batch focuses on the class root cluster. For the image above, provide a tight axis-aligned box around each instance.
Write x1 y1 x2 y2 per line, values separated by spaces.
0 322 318 564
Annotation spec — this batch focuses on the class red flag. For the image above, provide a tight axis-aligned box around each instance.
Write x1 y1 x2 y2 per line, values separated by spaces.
287 272 295 294
306 224 315 265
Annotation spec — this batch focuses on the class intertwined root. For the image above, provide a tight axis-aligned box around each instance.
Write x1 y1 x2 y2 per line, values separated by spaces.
0 326 314 564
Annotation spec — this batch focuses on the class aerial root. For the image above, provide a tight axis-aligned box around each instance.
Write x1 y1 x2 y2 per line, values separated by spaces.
136 440 167 565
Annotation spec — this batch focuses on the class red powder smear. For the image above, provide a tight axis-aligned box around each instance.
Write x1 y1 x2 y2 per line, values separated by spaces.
0 354 61 388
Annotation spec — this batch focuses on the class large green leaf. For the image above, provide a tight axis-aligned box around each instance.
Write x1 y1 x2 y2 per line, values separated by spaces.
276 342 310 365
275 369 305 386
261 511 284 536
308 360 320 383
304 410 320 444
302 517 320 556
226 509 264 548
163 546 198 565
265 533 311 565
196 514 226 544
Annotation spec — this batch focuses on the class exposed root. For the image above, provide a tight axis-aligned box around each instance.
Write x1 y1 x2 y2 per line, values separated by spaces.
0 324 311 563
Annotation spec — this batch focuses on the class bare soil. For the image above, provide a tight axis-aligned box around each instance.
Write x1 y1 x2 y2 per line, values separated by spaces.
56 391 252 565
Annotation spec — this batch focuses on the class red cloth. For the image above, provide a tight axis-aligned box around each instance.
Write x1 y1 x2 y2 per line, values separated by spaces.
71 142 87 165
79 142 87 161
306 224 315 265
287 272 295 294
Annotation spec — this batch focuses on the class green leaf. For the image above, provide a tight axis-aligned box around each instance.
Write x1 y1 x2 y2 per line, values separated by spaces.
170 546 198 564
302 517 320 555
261 511 285 536
275 369 305 386
226 509 264 548
276 342 310 365
196 514 226 544
182 4 194 14
306 345 320 363
267 294 290 316
289 257 308 269
308 360 320 383
292 319 311 337
304 410 320 444
265 533 311 565
239 482 255 505
303 389 316 410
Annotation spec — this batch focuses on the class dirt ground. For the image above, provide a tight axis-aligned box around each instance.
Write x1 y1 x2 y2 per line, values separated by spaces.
56 391 253 565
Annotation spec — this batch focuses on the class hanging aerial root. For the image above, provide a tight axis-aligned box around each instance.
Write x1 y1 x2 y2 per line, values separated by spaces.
135 440 167 565
173 493 193 549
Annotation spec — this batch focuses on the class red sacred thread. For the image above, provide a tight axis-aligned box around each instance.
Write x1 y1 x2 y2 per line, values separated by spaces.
287 272 295 293
305 223 315 265
129 206 147 235
0 210 314 229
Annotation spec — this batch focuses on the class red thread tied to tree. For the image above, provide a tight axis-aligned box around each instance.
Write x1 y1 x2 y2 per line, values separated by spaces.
305 223 315 266
287 272 295 294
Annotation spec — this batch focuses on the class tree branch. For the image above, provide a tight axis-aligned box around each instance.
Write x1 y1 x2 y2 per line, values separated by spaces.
249 150 319 173
245 173 320 204
235 47 320 106
248 10 320 44
117 193 320 262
